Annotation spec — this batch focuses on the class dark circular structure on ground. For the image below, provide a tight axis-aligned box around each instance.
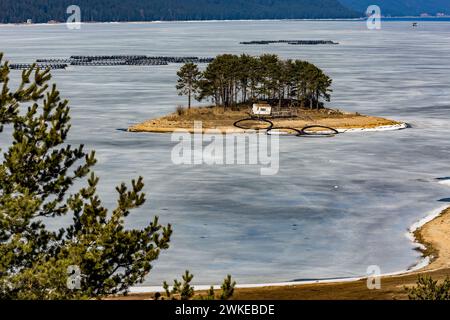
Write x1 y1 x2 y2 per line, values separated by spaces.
266 127 302 136
300 125 339 137
233 118 274 131
233 118 340 138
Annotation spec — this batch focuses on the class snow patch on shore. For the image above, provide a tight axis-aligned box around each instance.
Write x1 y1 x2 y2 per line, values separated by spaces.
437 178 450 186
338 122 408 133
406 205 449 253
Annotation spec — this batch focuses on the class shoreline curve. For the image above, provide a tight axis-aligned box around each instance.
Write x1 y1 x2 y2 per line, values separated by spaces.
128 203 449 296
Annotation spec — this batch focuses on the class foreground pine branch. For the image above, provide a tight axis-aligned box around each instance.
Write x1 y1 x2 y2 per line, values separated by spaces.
0 53 172 299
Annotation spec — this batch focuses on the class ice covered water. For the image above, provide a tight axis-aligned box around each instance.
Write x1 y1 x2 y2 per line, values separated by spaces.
1 20 450 285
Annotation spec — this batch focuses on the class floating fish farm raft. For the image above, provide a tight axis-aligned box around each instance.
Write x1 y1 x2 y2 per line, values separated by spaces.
9 55 214 70
10 63 68 70
240 40 339 45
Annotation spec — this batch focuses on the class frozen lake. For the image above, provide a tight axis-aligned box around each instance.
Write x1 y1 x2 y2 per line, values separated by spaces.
1 20 450 285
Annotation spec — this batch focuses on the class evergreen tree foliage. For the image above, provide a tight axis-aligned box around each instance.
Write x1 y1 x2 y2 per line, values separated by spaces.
0 0 358 24
162 271 235 300
163 270 195 300
0 54 172 299
176 62 201 109
407 276 450 300
186 54 332 110
219 275 236 300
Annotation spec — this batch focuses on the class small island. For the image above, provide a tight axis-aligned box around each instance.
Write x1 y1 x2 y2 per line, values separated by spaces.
129 54 404 134
128 106 402 134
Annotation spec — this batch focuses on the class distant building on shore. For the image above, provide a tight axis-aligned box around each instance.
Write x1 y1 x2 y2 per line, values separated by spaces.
26 19 33 24
252 103 272 116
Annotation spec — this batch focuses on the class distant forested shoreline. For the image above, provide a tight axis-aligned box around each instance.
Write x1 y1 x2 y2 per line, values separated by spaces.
0 0 358 24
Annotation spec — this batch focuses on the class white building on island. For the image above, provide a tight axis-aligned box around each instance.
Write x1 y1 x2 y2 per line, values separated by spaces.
252 103 272 116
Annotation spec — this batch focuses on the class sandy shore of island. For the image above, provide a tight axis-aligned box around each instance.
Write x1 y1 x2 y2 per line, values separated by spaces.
128 106 404 134
116 206 450 300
